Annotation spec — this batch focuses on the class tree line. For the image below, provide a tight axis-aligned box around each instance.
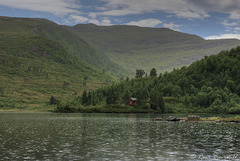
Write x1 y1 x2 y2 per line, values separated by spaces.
56 46 240 114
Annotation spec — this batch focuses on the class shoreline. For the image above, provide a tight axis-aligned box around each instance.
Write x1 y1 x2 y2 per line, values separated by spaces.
1 109 239 123
0 107 54 112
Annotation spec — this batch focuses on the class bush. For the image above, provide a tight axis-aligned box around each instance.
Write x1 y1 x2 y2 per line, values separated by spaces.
49 96 59 105
228 104 240 114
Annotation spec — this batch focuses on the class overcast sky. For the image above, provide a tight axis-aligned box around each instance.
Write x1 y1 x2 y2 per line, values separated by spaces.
1 0 240 40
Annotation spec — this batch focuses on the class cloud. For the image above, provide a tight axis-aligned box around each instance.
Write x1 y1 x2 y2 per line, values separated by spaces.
186 0 240 20
88 12 97 19
163 22 181 31
100 0 209 19
100 9 140 16
173 10 208 19
100 19 113 26
0 0 80 15
100 0 240 20
69 15 89 23
205 34 240 40
2 0 240 21
220 19 240 34
221 20 238 27
88 19 100 25
229 11 240 20
126 18 162 27
88 18 113 26
235 27 240 31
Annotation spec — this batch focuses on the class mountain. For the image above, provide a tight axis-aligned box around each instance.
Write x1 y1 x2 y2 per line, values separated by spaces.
1 16 240 110
71 24 240 75
33 21 129 77
0 16 116 109
58 46 240 114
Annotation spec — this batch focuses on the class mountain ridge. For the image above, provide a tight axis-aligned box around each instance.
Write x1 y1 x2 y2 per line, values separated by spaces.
71 23 240 75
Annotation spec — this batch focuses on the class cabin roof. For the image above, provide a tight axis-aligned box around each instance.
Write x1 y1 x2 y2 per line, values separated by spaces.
130 98 137 101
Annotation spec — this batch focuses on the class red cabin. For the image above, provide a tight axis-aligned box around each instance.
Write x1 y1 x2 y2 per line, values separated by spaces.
126 98 137 106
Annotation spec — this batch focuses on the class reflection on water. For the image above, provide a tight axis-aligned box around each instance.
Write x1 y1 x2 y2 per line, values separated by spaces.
0 112 240 160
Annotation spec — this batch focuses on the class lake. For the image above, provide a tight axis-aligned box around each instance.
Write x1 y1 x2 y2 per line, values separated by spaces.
0 112 240 161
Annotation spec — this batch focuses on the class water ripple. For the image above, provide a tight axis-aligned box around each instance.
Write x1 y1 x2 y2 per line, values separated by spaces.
0 113 240 160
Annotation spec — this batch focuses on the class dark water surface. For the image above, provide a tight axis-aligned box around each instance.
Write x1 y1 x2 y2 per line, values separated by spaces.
0 112 240 161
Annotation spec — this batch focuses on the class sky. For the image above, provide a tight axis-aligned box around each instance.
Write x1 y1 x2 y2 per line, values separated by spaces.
0 0 240 40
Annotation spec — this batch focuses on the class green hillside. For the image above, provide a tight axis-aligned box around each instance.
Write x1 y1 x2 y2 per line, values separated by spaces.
1 16 240 111
0 16 115 110
72 24 240 75
34 20 129 77
57 46 240 114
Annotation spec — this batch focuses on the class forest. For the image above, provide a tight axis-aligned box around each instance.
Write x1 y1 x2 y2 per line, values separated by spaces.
55 46 240 114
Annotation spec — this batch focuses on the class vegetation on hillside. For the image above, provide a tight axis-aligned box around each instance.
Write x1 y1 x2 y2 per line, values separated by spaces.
0 16 115 109
56 46 240 114
1 16 240 112
0 16 128 77
73 23 240 75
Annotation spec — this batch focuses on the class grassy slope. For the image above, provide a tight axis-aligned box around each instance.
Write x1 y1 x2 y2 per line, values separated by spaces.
0 17 114 110
37 22 130 77
72 24 240 75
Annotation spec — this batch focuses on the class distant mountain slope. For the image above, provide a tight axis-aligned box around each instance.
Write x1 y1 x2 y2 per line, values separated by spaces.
72 24 240 75
32 20 129 76
1 16 128 76
58 46 240 114
0 16 115 109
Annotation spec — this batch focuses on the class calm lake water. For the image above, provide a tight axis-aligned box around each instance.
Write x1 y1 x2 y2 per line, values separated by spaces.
0 112 240 161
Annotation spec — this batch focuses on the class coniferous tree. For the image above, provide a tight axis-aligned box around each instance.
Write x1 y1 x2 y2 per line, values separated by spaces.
50 96 58 105
83 80 87 87
149 88 163 111
123 90 130 102
87 91 92 105
136 69 145 78
82 90 88 105
150 68 157 77
0 87 4 97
